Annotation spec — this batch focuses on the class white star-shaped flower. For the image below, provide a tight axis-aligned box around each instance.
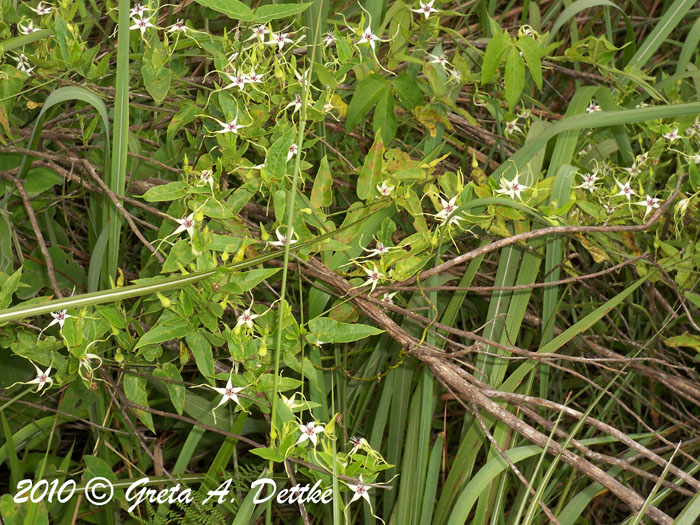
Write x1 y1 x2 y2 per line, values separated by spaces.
199 169 214 189
427 52 449 66
28 364 53 393
78 353 102 380
663 128 679 142
624 164 640 177
357 26 380 50
496 174 528 200
323 31 336 47
614 180 635 200
167 18 188 33
504 119 522 136
14 54 34 75
412 0 439 19
247 70 264 83
586 102 601 113
18 20 37 34
436 195 463 224
29 2 52 15
267 31 294 51
363 265 383 292
635 194 660 218
247 25 268 41
381 292 397 305
174 213 195 237
269 228 298 248
297 421 325 447
213 116 246 134
377 182 394 196
636 152 649 165
285 94 303 113
346 476 371 504
197 375 245 423
130 16 154 35
574 171 600 193
129 3 147 18
236 307 259 330
47 310 73 330
363 241 391 258
287 143 298 161
223 71 248 91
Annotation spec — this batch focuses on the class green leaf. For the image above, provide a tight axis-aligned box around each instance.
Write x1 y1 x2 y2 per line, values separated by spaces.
124 375 155 433
141 63 172 105
253 2 311 24
373 86 397 144
249 447 284 462
357 130 384 200
186 332 215 380
0 268 22 310
505 46 525 109
345 74 387 131
310 156 333 208
192 0 253 21
142 181 187 202
665 333 700 353
481 33 511 84
266 128 296 178
307 317 384 343
167 104 199 144
134 316 195 350
516 36 542 90
222 268 281 295
84 455 118 483
154 363 186 415
392 74 423 110
163 239 196 273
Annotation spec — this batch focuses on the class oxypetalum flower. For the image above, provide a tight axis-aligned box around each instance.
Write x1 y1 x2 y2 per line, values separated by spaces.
247 69 264 84
167 18 188 33
377 181 394 196
25 363 53 393
78 353 102 380
130 16 155 35
662 128 680 142
269 227 298 248
223 71 248 91
287 143 299 161
14 54 34 75
213 116 247 134
614 180 635 200
266 31 294 51
363 241 391 258
285 94 303 114
174 213 195 237
246 25 268 42
47 310 73 330
427 52 449 66
349 436 369 455
198 374 245 423
586 102 601 113
346 476 371 504
574 171 601 193
496 174 528 200
363 265 383 293
297 421 325 447
235 307 259 330
129 3 147 18
436 195 462 224
323 31 336 47
380 292 397 305
198 169 214 189
504 119 522 136
635 194 660 218
18 20 38 34
29 2 52 15
412 0 439 19
357 25 381 51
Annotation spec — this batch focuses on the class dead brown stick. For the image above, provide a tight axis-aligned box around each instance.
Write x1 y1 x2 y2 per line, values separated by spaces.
1 172 63 298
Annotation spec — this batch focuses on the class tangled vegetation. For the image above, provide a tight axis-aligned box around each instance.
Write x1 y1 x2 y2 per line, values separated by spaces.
1 0 700 523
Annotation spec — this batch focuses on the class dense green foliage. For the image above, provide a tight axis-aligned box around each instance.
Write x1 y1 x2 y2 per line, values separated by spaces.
1 0 700 523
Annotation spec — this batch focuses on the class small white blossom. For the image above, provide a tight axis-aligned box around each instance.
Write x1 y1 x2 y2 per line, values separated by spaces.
504 119 522 136
603 203 615 214
297 421 325 447
247 69 264 84
377 182 394 196
29 2 52 15
28 364 53 393
412 0 439 20
199 169 214 189
636 152 649 165
427 53 449 66
381 292 397 305
130 16 154 35
285 94 303 113
223 71 248 91
14 54 34 75
586 102 601 113
436 195 462 224
614 180 635 200
213 116 246 134
635 194 660 218
363 242 390 258
267 31 294 51
18 20 38 34
662 128 679 142
174 213 195 237
287 143 298 161
78 353 102 379
247 25 268 41
269 228 298 248
496 174 528 200
574 171 600 193
357 26 380 51
323 31 336 47
236 307 259 330
197 375 245 423
167 18 188 33
346 476 371 504
129 3 147 18
47 310 72 330
363 265 383 293
624 164 641 177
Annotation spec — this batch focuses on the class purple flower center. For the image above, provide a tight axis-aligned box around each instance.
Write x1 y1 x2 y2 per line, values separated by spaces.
225 388 234 397
39 374 46 383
